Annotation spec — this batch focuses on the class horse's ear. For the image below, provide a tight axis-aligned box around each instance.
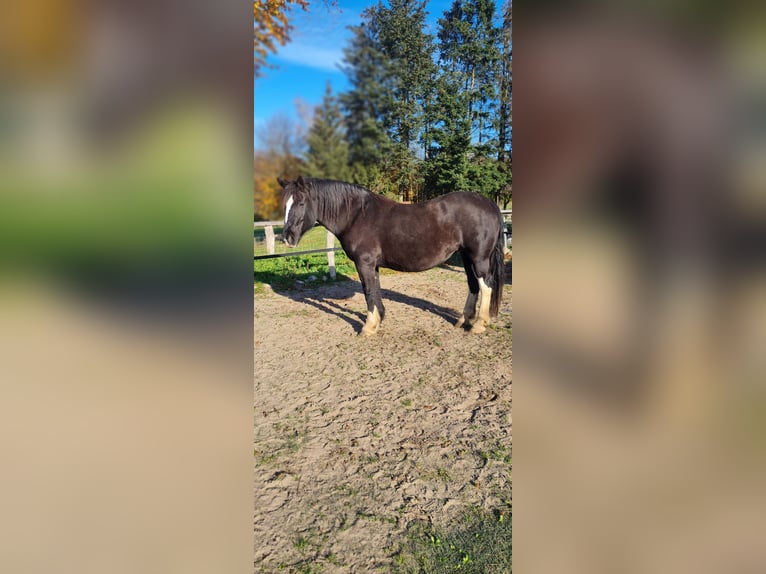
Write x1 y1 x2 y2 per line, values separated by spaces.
296 175 306 187
277 177 288 188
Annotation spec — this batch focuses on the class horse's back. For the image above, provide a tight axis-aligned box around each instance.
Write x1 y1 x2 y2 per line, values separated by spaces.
428 192 501 231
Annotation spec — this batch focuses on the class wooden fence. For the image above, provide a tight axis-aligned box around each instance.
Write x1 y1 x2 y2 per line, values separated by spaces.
254 210 511 280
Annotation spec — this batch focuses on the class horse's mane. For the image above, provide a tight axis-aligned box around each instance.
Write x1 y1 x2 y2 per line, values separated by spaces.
305 178 374 222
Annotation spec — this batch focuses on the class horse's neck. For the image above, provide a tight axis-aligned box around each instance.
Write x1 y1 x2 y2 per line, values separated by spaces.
315 188 365 237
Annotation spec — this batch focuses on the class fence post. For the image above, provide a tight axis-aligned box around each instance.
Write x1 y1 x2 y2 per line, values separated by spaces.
265 225 275 255
326 230 336 279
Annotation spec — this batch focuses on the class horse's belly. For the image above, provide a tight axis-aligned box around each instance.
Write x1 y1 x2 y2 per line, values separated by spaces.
382 239 458 272
384 260 433 273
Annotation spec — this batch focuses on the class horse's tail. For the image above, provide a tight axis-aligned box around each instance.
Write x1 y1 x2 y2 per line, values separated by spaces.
489 214 505 318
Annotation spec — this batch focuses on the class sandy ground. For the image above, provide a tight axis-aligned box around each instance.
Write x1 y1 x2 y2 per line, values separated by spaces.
254 262 512 572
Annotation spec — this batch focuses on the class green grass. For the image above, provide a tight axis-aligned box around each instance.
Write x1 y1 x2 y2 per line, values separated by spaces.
254 226 341 257
254 226 357 291
254 250 356 291
253 422 309 466
479 443 513 466
394 507 512 574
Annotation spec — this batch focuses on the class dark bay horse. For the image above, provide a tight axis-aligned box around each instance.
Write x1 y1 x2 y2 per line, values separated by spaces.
277 176 505 335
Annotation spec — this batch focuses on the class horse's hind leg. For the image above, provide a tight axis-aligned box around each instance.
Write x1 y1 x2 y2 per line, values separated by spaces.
469 257 493 334
455 251 480 329
471 276 493 334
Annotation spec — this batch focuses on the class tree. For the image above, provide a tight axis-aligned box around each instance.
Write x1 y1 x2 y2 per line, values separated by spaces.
340 9 394 189
340 1 435 199
423 72 472 197
426 0 503 199
376 0 435 151
304 83 350 180
496 1 512 165
495 1 512 207
437 0 500 148
253 113 304 219
376 0 435 200
253 0 309 77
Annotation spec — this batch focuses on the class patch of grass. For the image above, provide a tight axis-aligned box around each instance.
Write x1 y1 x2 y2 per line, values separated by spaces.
436 466 451 482
420 465 453 484
254 226 334 257
335 483 359 497
289 527 331 573
254 423 309 466
394 507 512 574
358 510 397 525
401 398 413 408
479 443 512 466
254 250 356 291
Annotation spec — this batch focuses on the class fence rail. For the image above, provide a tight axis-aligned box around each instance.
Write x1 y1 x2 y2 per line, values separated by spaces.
254 209 511 279
254 223 340 278
254 247 344 261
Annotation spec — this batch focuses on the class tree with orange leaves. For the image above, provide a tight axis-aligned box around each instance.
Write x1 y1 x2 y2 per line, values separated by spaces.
253 0 309 77
254 113 305 219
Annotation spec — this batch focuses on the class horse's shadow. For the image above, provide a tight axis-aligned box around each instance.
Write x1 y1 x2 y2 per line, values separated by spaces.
273 258 512 334
278 281 462 334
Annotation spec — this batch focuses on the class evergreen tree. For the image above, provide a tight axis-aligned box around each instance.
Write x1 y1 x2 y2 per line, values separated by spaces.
304 83 350 181
337 0 509 202
340 12 392 187
377 0 435 151
495 1 512 207
340 1 435 198
497 1 512 165
423 72 472 198
437 0 500 149
426 0 503 198
377 0 435 200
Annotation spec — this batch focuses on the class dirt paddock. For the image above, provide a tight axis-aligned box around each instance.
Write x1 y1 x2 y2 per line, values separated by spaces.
254 262 512 572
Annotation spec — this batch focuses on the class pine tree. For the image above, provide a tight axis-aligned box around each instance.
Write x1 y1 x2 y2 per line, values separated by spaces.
340 1 435 198
304 83 350 181
497 1 512 165
426 0 503 198
340 12 392 187
376 0 435 200
438 0 500 148
377 0 435 151
495 1 512 207
423 71 472 198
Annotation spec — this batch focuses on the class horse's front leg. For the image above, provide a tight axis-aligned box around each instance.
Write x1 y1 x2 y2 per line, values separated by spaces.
357 263 383 336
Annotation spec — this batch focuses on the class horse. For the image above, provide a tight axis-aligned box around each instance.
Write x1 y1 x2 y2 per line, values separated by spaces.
277 176 505 336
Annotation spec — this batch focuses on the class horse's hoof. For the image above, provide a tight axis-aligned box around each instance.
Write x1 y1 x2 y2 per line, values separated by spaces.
469 322 486 334
360 326 378 336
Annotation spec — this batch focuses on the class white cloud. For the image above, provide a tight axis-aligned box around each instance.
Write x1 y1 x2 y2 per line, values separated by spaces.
275 42 344 73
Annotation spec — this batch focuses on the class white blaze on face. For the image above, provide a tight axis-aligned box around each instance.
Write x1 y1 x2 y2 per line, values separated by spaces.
284 195 294 225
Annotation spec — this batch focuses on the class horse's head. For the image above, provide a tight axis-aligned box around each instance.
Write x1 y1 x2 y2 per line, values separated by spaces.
278 176 316 247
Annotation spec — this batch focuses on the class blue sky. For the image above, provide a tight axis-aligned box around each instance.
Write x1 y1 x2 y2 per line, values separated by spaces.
254 0 454 149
